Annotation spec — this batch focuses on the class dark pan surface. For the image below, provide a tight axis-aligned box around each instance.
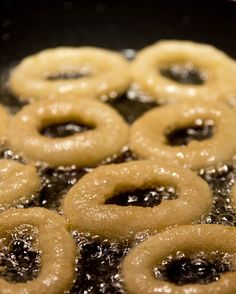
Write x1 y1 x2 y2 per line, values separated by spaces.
1 1 236 293
0 0 236 67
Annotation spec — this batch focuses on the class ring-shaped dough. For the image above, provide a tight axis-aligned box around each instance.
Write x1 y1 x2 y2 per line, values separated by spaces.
122 224 236 294
0 207 76 294
62 160 212 241
231 183 236 211
130 101 236 170
0 159 41 211
0 106 10 142
7 98 129 167
132 40 236 103
9 47 131 101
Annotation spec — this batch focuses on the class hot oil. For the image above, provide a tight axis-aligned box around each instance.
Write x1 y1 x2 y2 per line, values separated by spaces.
154 251 233 285
32 165 90 211
0 54 236 293
107 91 157 124
199 162 236 226
0 225 41 283
69 232 129 294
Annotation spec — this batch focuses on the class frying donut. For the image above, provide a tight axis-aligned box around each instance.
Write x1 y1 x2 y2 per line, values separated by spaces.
130 101 236 170
0 207 76 294
0 159 40 211
132 40 236 103
0 105 10 142
62 160 212 241
122 224 236 294
7 98 129 167
231 183 236 211
9 47 130 101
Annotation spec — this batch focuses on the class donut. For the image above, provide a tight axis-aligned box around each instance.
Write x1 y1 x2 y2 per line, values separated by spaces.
8 47 131 101
0 105 10 142
7 98 129 167
122 224 236 294
130 101 236 170
132 40 236 103
0 159 40 211
0 207 76 294
62 160 212 241
231 183 236 211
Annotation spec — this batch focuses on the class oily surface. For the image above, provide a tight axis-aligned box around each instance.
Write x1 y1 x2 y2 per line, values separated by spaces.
1 58 236 293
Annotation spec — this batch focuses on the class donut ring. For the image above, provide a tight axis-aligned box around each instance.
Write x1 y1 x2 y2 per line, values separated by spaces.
0 159 41 211
9 47 131 101
122 224 236 294
132 40 236 103
0 207 76 294
231 183 236 211
62 160 212 241
7 98 129 167
130 101 236 170
0 106 10 142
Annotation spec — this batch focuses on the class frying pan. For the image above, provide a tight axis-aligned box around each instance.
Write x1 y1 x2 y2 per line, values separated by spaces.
0 0 236 293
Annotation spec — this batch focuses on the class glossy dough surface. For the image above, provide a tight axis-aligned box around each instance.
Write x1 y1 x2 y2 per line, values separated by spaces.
7 98 129 167
231 184 236 211
9 47 131 101
132 40 236 103
0 208 76 294
122 224 236 294
3 42 236 293
0 159 40 211
62 160 212 241
0 106 9 142
130 101 236 170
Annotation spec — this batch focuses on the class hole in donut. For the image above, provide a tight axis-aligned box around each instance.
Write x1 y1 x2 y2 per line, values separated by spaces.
40 122 93 138
47 70 90 80
160 63 207 85
154 251 232 285
105 186 177 207
165 119 214 146
0 225 41 283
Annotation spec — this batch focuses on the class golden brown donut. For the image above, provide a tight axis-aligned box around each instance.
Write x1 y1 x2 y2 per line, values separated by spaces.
132 40 236 103
0 105 10 142
122 224 236 294
9 47 131 101
62 160 212 241
130 101 236 170
231 183 236 211
0 207 76 294
7 98 129 167
0 159 40 212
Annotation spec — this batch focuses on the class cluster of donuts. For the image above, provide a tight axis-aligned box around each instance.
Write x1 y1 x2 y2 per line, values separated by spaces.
0 41 236 293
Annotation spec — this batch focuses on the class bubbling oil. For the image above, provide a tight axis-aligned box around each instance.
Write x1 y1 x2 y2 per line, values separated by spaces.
0 53 236 292
0 225 41 283
154 251 233 285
